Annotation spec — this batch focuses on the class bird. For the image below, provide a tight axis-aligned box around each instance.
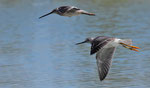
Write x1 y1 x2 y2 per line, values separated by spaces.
39 6 95 19
76 36 140 81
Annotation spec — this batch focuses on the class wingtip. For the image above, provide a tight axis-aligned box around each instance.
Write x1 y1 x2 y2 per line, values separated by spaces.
90 50 97 55
99 77 105 81
100 79 104 81
90 51 94 55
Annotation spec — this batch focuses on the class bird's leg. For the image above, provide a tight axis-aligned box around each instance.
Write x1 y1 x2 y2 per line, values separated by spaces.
78 10 95 16
122 45 139 52
120 42 140 49
81 12 96 16
120 42 140 52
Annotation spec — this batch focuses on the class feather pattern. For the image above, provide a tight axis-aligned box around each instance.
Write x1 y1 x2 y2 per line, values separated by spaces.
91 36 112 55
57 6 71 13
96 47 116 81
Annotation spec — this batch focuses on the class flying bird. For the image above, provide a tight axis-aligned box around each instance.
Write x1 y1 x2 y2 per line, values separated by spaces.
76 36 140 81
39 6 95 18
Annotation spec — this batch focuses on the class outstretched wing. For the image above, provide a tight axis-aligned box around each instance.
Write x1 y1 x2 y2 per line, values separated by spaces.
58 6 71 13
96 47 116 81
67 6 80 13
70 6 80 10
91 36 112 55
58 6 80 14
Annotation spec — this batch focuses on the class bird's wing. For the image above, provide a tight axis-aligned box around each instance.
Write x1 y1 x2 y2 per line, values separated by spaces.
58 6 71 13
96 46 116 81
91 38 112 55
71 6 80 10
67 6 80 13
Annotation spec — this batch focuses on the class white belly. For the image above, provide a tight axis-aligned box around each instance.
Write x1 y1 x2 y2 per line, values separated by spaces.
63 12 80 17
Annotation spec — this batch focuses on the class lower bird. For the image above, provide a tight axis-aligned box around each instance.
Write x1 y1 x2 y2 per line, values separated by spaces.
76 36 140 81
39 6 95 18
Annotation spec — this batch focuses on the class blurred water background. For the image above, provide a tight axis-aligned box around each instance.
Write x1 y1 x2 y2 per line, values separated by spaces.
0 0 150 88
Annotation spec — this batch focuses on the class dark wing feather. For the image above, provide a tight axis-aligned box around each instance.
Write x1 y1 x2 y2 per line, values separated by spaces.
96 47 116 81
91 36 112 55
58 6 71 13
70 7 80 10
66 6 80 13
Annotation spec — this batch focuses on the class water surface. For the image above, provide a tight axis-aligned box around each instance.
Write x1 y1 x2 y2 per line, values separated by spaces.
0 0 150 88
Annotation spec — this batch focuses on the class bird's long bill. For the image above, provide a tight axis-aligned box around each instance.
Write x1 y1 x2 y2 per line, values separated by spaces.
39 11 54 19
76 40 87 45
120 42 140 52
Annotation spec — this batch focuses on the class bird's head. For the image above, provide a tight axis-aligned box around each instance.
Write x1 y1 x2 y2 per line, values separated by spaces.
76 37 94 45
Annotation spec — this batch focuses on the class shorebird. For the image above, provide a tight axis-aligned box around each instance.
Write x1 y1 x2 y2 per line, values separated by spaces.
39 6 95 18
76 36 140 81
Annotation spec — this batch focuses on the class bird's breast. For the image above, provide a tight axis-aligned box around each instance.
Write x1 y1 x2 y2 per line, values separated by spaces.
62 12 80 17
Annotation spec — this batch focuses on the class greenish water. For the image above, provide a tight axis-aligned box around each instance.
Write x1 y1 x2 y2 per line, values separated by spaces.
0 0 150 88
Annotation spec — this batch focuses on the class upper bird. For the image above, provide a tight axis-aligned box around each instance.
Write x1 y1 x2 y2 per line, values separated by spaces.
39 6 95 19
76 36 140 81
